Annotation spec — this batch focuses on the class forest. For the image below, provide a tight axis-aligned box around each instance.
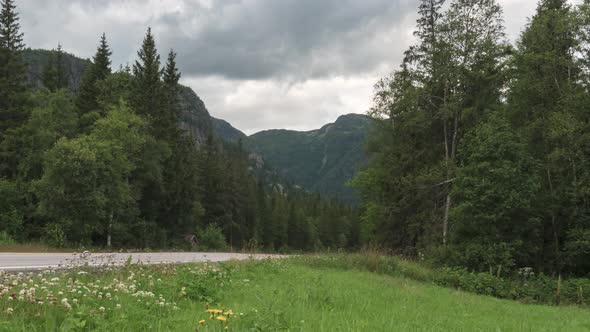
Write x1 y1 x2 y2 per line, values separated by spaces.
354 0 590 277
0 0 359 251
1 0 590 280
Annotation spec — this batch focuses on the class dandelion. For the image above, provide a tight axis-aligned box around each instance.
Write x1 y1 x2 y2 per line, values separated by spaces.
216 315 227 322
199 319 206 324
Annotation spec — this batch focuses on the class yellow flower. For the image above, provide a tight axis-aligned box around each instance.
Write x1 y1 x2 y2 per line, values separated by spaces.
198 319 206 325
216 315 227 322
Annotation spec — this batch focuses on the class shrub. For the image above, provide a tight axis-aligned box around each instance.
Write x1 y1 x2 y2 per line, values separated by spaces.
198 224 227 251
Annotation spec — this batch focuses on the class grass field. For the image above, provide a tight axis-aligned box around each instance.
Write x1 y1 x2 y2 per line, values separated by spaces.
0 257 589 331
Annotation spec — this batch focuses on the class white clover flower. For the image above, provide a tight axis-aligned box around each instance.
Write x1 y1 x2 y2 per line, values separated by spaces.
5 308 13 315
98 306 105 312
115 304 121 309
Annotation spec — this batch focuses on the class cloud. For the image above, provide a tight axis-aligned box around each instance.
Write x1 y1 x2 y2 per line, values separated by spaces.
184 75 376 135
16 0 583 134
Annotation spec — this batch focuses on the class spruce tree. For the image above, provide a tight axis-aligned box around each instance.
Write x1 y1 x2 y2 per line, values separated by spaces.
161 49 181 139
0 0 27 135
42 44 68 92
76 33 112 114
131 28 161 120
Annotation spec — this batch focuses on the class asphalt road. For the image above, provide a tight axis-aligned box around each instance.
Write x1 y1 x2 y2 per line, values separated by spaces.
0 252 277 272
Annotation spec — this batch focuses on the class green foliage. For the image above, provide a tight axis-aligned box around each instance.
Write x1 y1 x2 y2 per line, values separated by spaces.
246 114 372 204
0 0 28 134
449 112 542 271
76 33 112 116
0 179 23 239
356 0 590 278
35 103 147 247
198 224 228 251
42 43 68 92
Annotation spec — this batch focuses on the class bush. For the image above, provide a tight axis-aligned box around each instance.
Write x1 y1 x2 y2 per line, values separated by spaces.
198 224 227 251
0 231 16 245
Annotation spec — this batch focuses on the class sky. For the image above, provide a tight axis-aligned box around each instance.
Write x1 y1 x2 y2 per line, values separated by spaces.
16 0 581 134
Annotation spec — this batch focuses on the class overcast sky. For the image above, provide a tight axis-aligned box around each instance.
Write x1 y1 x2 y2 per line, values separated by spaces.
17 0 581 134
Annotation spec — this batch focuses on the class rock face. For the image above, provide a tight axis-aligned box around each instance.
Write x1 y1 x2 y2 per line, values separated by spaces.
246 114 373 204
23 49 213 145
177 86 213 145
23 48 91 92
211 117 247 143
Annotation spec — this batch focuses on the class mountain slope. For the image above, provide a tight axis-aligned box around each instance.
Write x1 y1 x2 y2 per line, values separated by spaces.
23 49 213 145
246 114 372 203
211 117 247 143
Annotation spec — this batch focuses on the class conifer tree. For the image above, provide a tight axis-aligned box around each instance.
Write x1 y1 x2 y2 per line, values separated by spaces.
160 49 181 140
42 43 68 92
76 33 112 114
0 0 27 135
131 28 161 120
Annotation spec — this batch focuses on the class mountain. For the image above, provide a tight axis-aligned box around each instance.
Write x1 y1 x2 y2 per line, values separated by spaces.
211 117 247 143
245 114 372 203
23 49 214 145
24 48 370 203
23 48 91 93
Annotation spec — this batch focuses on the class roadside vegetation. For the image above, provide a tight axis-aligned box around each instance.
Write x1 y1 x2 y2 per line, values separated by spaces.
0 256 589 332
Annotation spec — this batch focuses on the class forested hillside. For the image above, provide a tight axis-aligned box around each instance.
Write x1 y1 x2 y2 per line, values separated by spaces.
355 0 590 277
247 114 372 204
0 0 359 251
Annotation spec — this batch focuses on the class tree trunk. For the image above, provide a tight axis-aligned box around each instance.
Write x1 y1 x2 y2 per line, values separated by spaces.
443 193 451 245
107 211 113 248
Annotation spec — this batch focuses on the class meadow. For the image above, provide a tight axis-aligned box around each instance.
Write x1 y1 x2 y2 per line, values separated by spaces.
0 256 589 332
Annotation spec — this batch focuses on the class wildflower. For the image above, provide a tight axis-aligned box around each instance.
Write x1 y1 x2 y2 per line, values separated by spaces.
199 320 206 324
98 306 105 312
216 315 227 322
116 304 121 309
5 308 13 315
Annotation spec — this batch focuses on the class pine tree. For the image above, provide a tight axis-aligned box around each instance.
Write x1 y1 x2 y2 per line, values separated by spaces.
131 28 161 120
0 0 27 135
76 33 112 114
42 44 68 92
160 49 181 140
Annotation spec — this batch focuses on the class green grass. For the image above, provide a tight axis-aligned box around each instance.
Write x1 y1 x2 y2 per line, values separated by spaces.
0 257 589 331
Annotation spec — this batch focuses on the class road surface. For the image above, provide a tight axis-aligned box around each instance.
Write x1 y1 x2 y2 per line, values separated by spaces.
0 252 278 272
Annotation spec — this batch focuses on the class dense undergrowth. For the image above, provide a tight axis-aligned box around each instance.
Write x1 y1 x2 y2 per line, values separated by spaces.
295 253 590 306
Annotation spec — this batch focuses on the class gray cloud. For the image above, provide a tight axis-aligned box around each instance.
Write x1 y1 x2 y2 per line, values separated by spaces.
16 0 577 134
